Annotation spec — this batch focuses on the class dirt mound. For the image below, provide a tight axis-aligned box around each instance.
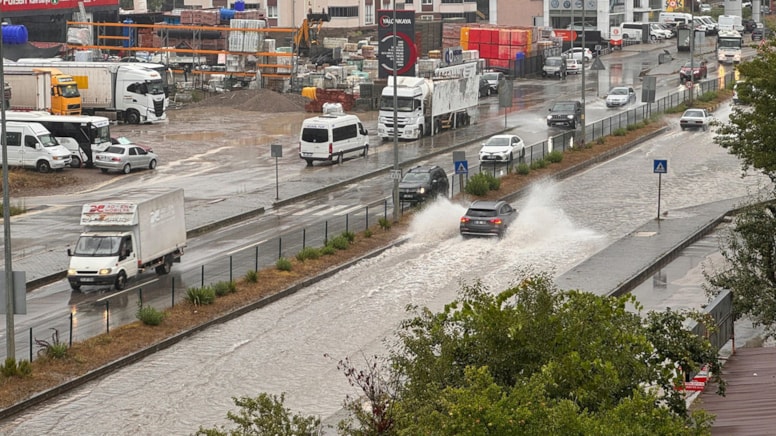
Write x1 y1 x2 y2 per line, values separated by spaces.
196 88 310 112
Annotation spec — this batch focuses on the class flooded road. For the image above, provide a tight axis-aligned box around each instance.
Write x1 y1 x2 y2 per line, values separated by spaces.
0 101 767 434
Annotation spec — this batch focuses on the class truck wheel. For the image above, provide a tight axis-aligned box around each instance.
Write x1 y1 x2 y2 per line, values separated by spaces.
70 156 81 168
126 110 141 125
361 145 368 157
155 256 172 275
114 271 127 291
122 163 132 174
70 283 81 292
305 159 313 167
337 152 344 165
149 159 157 170
36 160 51 173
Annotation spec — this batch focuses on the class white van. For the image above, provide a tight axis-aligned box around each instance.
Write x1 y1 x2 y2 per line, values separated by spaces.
56 136 87 168
621 22 659 40
299 113 369 166
659 12 693 26
5 122 71 172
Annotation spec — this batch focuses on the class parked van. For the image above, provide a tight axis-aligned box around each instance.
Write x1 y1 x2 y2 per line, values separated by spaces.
659 12 693 26
621 22 655 41
56 136 87 168
5 121 71 172
299 113 369 166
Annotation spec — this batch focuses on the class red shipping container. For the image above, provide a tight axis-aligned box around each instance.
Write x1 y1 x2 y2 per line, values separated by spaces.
498 45 510 60
499 29 511 45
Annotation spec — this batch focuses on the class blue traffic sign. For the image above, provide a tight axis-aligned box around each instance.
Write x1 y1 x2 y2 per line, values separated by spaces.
455 160 468 175
653 159 667 174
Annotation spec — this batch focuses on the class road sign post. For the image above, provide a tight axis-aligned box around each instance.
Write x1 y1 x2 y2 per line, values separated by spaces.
271 143 282 200
653 159 667 219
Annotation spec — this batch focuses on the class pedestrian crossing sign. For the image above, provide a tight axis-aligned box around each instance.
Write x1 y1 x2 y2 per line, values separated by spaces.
653 159 667 174
455 160 468 175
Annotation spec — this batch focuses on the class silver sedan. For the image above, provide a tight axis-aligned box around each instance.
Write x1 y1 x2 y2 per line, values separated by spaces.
94 144 159 174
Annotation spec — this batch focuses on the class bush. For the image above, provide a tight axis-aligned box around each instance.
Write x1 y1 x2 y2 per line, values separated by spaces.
515 163 530 175
546 150 563 164
244 269 258 283
321 245 336 256
612 128 628 136
296 246 321 262
1 358 32 378
378 217 392 230
697 91 717 102
341 231 356 243
465 174 490 196
34 329 67 360
665 103 687 114
626 123 639 131
213 280 237 296
137 304 166 326
364 229 373 238
186 286 216 306
530 159 548 170
276 257 293 271
331 235 350 250
596 137 606 145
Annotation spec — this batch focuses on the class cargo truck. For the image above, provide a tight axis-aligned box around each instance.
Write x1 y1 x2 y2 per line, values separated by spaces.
377 73 480 141
8 60 167 124
5 68 82 115
67 189 187 291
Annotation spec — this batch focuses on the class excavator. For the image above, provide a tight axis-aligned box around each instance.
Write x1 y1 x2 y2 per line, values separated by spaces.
294 11 330 57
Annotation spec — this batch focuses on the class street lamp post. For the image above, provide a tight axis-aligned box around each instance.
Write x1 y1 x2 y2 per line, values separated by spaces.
0 23 15 359
689 0 695 106
581 0 586 146
391 4 400 223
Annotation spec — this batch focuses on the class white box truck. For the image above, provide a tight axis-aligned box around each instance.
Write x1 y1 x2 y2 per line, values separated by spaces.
4 69 82 115
377 72 480 141
67 189 186 291
7 60 167 124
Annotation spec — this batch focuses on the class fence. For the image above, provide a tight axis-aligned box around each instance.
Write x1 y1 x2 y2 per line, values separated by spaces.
5 70 736 364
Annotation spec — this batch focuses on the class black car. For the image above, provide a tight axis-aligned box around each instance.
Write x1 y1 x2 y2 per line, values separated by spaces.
547 101 582 129
752 26 769 40
459 200 518 238
743 19 758 33
399 165 449 205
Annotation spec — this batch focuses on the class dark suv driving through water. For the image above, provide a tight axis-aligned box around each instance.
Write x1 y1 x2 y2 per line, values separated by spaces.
399 165 449 205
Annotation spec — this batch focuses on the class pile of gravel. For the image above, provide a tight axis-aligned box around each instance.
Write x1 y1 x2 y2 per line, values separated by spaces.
196 88 309 112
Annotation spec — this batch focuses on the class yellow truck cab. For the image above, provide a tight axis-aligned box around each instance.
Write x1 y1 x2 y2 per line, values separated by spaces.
32 67 82 115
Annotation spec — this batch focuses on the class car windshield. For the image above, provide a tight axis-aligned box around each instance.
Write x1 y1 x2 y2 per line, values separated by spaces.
402 172 430 183
546 58 562 66
466 208 497 218
39 134 59 147
553 103 577 111
484 137 511 147
684 110 705 117
610 88 628 95
483 73 500 80
74 235 121 256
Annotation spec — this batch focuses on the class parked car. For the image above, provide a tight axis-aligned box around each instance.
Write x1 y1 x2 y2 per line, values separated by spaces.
398 165 449 205
605 86 637 107
679 108 712 131
94 143 159 174
459 200 518 238
566 58 583 74
752 24 769 40
547 100 583 129
482 71 504 94
479 134 525 163
542 56 567 79
563 47 594 62
700 3 712 12
111 136 153 152
743 19 758 33
679 60 708 84
479 77 493 98
650 23 672 39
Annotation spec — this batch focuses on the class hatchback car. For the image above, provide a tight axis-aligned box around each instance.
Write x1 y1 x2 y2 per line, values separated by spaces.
679 108 712 131
459 200 518 238
479 134 525 163
94 144 159 174
605 86 637 107
482 71 504 94
566 58 583 74
563 47 593 62
398 165 449 205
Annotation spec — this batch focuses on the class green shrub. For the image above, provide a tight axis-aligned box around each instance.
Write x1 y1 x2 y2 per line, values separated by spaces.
485 173 500 191
626 123 639 131
213 280 237 296
515 163 530 175
341 231 356 243
276 257 293 271
612 128 628 136
596 137 606 145
16 359 32 376
546 150 563 164
1 358 32 378
331 235 350 250
665 103 687 114
465 174 490 196
364 229 373 238
186 286 216 306
34 329 67 360
321 245 336 256
378 217 392 230
530 159 548 170
244 269 258 283
697 91 717 102
296 246 321 262
137 304 166 326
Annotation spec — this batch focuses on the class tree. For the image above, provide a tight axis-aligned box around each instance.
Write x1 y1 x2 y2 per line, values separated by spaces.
384 271 721 435
715 39 776 184
705 198 776 339
195 392 320 436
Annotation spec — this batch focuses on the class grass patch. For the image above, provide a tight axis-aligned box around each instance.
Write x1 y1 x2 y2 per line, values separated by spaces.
515 163 530 175
136 304 167 326
546 150 563 164
665 102 687 114
276 257 293 271
244 269 258 283
378 217 392 230
296 246 321 262
213 280 237 296
330 235 350 250
529 159 548 170
612 128 628 136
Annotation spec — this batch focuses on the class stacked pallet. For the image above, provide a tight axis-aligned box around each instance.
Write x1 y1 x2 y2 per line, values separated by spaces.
180 9 220 25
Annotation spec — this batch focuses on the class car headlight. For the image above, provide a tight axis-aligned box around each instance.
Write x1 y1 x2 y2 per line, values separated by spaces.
547 115 552 120
418 187 426 194
99 268 112 275
566 115 574 119
67 269 77 276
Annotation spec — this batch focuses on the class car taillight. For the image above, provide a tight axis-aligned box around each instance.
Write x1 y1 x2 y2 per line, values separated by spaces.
489 218 503 225
460 217 470 223
112 157 122 162
329 143 333 154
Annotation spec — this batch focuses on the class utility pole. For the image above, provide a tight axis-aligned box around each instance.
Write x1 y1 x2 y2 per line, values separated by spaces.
0 24 15 359
689 0 695 106
391 3 400 223
581 0 586 146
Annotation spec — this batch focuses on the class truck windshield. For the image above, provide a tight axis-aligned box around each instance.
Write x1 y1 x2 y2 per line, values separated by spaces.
59 84 80 98
379 96 415 112
93 125 111 144
718 38 742 48
74 236 121 256
146 80 165 95
39 134 59 147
